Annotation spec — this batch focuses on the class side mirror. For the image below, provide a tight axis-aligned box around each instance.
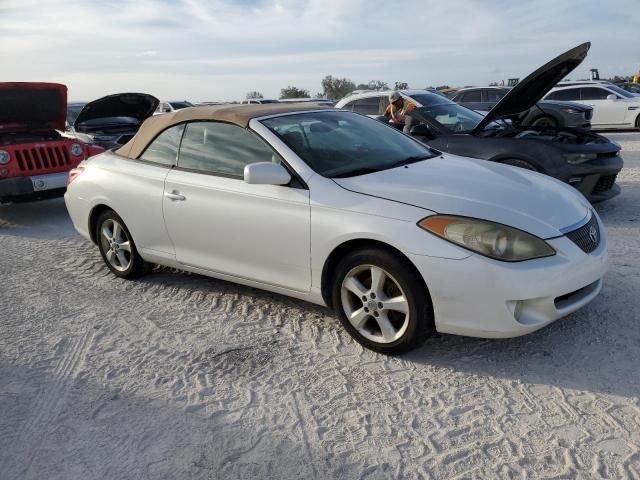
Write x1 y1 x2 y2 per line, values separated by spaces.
607 94 617 101
244 162 292 185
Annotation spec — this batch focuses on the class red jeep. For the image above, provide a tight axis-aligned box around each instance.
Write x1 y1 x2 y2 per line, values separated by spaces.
0 82 104 203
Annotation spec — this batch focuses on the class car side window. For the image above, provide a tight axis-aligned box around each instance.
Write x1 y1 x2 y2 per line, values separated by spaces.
580 87 611 100
351 97 384 115
138 124 185 166
546 89 580 101
177 122 276 177
460 91 481 103
486 90 507 102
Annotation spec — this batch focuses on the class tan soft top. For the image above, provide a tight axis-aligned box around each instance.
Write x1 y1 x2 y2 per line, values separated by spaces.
117 103 328 159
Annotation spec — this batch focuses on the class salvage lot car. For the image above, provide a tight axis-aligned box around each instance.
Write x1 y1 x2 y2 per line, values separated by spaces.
0 82 103 203
402 43 623 202
544 80 640 130
68 92 159 150
65 103 608 354
450 86 593 129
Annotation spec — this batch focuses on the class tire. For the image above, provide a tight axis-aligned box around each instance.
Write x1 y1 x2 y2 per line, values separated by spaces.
95 210 151 279
331 248 434 354
636 114 640 129
500 158 539 172
530 115 558 128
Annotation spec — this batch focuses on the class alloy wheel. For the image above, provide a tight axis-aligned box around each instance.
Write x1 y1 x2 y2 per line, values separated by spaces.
340 264 410 344
100 218 132 272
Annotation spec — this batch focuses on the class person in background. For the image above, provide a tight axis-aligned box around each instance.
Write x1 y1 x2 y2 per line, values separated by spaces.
384 92 416 127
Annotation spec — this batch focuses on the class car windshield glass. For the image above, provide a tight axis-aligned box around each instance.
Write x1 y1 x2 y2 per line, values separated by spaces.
66 105 86 125
605 84 635 99
259 99 280 104
406 94 454 107
412 104 486 133
169 101 193 109
261 111 438 178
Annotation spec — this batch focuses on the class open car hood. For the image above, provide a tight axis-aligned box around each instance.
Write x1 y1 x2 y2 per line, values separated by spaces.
473 42 590 134
74 92 159 128
0 82 67 133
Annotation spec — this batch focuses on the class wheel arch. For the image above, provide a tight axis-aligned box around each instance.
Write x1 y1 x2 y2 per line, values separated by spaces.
529 112 560 126
320 238 433 310
489 152 547 173
88 203 115 244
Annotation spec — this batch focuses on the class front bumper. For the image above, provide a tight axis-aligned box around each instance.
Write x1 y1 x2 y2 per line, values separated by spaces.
568 155 623 202
409 216 608 338
0 173 68 203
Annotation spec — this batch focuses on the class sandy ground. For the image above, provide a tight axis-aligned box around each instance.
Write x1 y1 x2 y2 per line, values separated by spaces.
1 132 639 480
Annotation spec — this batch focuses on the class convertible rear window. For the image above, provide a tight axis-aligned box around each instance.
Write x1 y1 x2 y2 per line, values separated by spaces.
261 111 437 178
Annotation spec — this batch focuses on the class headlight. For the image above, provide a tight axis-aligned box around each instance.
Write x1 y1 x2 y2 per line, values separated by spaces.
70 143 84 157
418 215 555 261
563 153 598 164
0 150 10 164
560 107 582 114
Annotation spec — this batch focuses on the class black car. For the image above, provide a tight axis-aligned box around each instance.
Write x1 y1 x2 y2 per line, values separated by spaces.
67 93 159 150
450 87 593 129
402 42 622 202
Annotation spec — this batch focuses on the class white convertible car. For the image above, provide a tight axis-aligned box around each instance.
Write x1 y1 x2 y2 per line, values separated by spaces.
65 104 608 354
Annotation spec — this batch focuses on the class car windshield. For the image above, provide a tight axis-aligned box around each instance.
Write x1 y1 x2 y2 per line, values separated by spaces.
169 101 193 109
408 93 455 107
259 99 280 104
411 104 486 133
261 111 438 178
605 84 636 99
66 104 86 125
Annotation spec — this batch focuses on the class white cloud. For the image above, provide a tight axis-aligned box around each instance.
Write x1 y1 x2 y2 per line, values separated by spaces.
0 0 638 101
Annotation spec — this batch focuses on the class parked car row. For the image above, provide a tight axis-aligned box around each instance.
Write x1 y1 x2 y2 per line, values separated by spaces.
336 43 623 203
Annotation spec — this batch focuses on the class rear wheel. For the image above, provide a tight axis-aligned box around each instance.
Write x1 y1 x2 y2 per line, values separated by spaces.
500 158 539 172
636 114 640 129
530 115 558 128
331 248 434 354
96 210 151 278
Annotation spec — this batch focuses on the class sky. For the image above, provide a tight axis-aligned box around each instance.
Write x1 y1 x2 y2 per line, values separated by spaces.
1 0 638 102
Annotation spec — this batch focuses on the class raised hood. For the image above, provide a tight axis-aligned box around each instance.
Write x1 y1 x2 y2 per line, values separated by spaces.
0 82 67 133
334 156 590 239
74 92 159 128
474 42 590 133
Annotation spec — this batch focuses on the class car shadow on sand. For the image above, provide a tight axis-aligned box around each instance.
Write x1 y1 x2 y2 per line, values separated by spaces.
0 197 76 240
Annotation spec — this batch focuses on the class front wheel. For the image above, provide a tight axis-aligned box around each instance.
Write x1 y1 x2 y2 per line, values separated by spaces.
530 115 558 128
332 248 434 354
96 210 151 278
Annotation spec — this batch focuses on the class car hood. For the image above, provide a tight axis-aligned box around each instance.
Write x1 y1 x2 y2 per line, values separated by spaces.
333 155 590 239
74 93 159 128
0 82 67 133
474 43 590 134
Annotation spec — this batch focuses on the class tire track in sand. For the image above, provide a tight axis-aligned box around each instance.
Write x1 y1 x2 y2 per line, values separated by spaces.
3 332 94 480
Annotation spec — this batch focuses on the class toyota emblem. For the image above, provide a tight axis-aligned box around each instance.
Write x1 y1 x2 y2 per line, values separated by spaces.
588 225 598 243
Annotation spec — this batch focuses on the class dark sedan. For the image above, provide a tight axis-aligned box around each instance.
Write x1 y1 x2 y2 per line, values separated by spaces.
402 43 622 202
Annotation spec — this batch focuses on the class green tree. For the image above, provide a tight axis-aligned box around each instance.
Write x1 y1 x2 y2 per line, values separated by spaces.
246 91 264 100
279 86 311 99
355 80 389 91
321 75 357 100
394 81 409 90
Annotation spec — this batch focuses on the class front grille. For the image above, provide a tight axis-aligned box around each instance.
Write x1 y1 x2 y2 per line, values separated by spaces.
13 145 70 174
592 174 617 194
584 109 593 121
565 215 600 253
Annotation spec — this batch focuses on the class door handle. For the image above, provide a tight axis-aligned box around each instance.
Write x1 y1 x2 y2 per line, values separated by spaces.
165 191 186 201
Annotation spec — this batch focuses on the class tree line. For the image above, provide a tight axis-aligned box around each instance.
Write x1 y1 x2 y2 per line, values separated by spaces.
246 76 411 101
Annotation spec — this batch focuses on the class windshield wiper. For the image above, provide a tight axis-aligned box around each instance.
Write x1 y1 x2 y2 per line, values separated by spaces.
390 154 435 169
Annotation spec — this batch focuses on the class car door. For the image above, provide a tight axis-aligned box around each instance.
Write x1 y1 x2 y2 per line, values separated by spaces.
579 87 625 125
162 121 311 292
